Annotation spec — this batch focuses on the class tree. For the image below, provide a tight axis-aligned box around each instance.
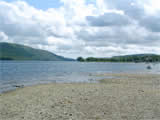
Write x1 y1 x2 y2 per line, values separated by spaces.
77 57 85 62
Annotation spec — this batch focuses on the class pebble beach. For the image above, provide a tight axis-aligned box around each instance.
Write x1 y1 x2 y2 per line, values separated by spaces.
0 73 160 120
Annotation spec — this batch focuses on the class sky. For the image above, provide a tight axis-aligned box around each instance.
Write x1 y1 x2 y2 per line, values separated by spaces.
0 0 160 58
4 0 62 9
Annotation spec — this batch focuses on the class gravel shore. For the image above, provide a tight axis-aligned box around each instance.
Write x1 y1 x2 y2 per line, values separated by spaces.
0 73 160 120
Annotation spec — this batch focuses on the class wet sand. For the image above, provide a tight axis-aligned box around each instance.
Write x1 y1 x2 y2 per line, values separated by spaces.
0 73 160 120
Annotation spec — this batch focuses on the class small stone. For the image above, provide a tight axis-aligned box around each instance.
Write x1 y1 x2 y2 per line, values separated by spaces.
51 105 55 108
84 98 88 101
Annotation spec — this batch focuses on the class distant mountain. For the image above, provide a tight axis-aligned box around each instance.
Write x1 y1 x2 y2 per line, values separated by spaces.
0 42 74 61
112 54 160 62
113 54 157 58
77 54 160 62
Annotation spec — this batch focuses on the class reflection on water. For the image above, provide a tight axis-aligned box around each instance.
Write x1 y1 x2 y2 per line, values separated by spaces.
0 61 160 93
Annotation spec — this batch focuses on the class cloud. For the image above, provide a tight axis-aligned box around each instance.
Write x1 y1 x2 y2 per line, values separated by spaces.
87 13 131 27
140 16 160 32
0 32 8 42
0 0 160 58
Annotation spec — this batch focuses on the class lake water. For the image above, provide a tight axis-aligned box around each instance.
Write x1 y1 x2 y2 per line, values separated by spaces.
0 61 160 93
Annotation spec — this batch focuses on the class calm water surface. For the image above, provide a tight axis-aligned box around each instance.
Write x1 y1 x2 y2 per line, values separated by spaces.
0 61 160 93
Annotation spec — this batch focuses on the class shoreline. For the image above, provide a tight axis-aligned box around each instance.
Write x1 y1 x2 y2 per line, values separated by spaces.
1 73 160 120
1 72 159 95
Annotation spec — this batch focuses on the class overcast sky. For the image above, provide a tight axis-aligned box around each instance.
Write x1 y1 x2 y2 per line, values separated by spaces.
0 0 160 58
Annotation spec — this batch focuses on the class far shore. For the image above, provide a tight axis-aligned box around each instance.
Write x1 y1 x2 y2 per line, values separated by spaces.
0 73 160 120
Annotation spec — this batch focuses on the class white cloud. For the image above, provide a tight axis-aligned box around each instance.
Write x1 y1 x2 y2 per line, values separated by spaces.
0 0 160 58
143 0 160 15
0 32 8 42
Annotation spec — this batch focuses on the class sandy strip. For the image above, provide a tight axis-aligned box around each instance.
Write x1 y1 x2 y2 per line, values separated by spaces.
0 73 160 120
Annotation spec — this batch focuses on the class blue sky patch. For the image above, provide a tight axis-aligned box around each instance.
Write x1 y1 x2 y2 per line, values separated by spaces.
3 0 62 9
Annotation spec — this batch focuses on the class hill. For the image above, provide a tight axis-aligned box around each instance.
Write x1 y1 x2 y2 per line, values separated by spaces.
0 42 74 61
112 54 160 62
77 54 160 62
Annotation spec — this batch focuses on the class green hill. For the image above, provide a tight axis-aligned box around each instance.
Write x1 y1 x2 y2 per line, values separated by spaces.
112 54 160 62
0 42 74 61
77 54 160 62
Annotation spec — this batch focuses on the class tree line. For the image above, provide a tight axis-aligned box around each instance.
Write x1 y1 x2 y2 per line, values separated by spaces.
77 54 160 63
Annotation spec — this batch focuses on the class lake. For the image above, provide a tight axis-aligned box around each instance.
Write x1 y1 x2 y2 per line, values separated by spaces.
0 61 160 93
